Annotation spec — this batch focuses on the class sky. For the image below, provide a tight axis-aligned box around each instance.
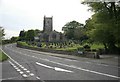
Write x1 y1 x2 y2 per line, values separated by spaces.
0 0 93 39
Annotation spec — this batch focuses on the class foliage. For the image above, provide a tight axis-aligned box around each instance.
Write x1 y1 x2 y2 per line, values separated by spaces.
17 41 29 46
18 30 26 41
91 43 104 50
62 21 86 41
26 30 35 41
18 29 42 42
11 37 18 42
83 2 120 53
0 51 8 62
0 27 5 39
0 27 5 44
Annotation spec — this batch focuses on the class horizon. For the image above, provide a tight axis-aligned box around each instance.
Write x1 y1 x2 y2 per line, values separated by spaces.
0 0 93 39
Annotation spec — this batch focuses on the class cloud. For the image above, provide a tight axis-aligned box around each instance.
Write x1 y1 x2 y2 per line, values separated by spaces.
5 29 19 39
1 0 93 39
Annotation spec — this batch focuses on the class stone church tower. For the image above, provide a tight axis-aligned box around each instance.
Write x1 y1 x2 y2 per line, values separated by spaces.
35 16 66 42
43 16 53 32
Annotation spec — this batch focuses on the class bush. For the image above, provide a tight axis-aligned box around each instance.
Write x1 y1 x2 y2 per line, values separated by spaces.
0 51 8 62
83 45 91 51
17 41 29 46
83 45 90 49
77 47 84 51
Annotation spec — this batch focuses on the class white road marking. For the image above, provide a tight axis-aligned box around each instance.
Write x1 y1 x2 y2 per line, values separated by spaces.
13 66 17 68
36 77 41 80
19 71 24 74
8 47 119 68
30 73 34 76
15 67 19 70
1 76 20 80
32 56 35 57
64 59 78 62
36 62 54 69
21 66 24 69
97 64 108 66
54 67 73 72
3 48 120 79
22 74 28 78
51 56 62 59
36 62 73 73
23 68 27 71
26 70 30 73
49 60 120 79
86 62 91 64
2 50 38 79
17 51 120 79
17 69 21 72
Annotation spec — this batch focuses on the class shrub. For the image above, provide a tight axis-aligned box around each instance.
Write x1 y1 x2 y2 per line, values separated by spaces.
17 41 29 46
83 45 90 49
0 51 8 62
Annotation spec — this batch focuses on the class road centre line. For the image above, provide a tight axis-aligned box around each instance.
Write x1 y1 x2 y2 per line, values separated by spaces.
36 62 73 73
30 54 120 79
15 47 120 68
7 46 120 69
3 48 120 79
9 48 119 79
40 58 120 79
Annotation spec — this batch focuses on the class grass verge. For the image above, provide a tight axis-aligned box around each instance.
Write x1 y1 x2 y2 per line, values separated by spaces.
0 50 8 62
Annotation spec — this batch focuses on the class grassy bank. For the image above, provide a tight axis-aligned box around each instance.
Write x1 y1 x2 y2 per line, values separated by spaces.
0 50 8 62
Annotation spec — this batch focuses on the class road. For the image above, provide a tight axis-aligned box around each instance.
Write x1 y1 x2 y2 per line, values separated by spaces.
1 44 120 81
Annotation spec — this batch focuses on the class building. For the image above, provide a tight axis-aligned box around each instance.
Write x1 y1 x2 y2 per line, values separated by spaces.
35 16 66 42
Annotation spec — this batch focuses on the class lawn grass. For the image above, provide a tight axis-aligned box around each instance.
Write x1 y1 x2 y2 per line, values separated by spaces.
91 43 104 50
0 50 8 62
56 45 83 52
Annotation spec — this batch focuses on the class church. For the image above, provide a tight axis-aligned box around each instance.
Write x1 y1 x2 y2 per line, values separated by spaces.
35 16 66 42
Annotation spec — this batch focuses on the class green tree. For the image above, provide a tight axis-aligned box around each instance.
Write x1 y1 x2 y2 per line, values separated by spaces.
34 29 41 36
0 27 5 44
0 27 5 40
62 21 85 40
26 29 35 41
83 2 120 53
18 30 26 41
11 36 18 43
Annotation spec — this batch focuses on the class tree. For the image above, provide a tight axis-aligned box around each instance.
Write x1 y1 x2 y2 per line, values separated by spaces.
18 30 26 41
62 20 85 40
26 29 35 41
74 27 88 41
0 26 5 40
11 36 18 42
83 2 120 53
34 29 42 36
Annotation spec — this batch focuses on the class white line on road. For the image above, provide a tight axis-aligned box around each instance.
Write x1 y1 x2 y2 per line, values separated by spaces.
36 77 41 80
7 47 120 69
97 64 108 66
22 74 28 78
36 62 73 73
1 76 20 80
3 48 119 79
19 50 120 79
2 49 40 80
47 60 120 79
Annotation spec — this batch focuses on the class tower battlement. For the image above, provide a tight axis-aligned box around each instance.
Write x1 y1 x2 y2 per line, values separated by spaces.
43 16 53 32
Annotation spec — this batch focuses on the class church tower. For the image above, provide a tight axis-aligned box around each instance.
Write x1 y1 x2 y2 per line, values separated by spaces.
43 16 53 32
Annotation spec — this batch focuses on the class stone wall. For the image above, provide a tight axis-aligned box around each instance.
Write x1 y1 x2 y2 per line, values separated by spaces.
17 43 100 59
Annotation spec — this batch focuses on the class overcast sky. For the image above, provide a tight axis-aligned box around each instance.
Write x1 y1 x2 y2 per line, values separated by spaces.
0 0 93 39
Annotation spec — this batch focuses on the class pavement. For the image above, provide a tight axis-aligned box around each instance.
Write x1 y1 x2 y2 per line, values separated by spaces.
1 44 120 81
